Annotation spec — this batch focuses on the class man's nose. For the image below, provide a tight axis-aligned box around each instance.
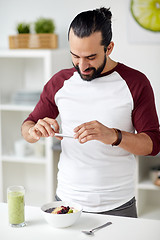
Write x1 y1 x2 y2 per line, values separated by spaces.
79 58 89 72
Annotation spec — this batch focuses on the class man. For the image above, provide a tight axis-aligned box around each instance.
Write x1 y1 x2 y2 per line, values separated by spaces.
21 7 160 218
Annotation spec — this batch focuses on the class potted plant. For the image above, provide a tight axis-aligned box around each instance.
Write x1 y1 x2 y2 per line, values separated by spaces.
17 23 30 34
31 17 58 49
9 18 58 49
34 17 55 33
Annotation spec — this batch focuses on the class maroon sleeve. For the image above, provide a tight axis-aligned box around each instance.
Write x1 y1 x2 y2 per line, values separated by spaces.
24 68 75 123
117 63 160 156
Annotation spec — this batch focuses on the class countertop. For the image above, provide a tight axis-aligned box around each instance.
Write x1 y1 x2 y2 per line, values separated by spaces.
0 203 160 240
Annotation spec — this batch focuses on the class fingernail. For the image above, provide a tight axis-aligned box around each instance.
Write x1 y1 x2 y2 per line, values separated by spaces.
81 138 85 142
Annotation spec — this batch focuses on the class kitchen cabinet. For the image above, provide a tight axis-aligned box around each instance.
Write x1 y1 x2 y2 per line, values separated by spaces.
0 49 71 206
136 154 160 220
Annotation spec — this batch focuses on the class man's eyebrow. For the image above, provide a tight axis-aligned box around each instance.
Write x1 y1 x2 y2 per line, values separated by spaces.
70 51 79 57
70 51 97 58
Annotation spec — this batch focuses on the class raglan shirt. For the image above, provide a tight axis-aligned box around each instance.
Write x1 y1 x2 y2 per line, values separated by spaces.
25 63 160 212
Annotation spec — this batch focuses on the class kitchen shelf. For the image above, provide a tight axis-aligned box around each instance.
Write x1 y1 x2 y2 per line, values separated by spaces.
138 205 160 220
136 155 160 220
0 104 34 112
0 49 71 206
2 155 46 164
138 179 160 190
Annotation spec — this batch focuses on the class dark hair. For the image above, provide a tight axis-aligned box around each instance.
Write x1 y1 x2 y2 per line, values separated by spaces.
68 7 112 48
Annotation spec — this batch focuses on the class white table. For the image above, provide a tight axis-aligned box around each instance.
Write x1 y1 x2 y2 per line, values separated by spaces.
0 203 160 240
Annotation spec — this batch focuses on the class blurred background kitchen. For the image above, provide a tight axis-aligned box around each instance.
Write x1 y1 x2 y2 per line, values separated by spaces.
0 0 160 220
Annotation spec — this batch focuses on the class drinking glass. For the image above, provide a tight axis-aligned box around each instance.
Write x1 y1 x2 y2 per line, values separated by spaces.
7 185 26 227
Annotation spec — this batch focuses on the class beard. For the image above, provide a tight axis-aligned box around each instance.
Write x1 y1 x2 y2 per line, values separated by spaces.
73 55 107 81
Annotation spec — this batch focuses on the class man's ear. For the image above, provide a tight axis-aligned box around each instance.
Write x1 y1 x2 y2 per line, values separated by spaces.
106 41 114 56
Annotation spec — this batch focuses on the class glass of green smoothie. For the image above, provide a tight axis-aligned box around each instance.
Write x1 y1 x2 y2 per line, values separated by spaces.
7 185 26 227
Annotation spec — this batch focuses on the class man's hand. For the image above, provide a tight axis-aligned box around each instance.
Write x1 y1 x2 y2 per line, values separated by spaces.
74 120 116 145
21 117 62 143
73 120 153 155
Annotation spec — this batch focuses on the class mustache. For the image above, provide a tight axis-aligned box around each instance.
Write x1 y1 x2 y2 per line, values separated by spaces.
74 64 95 73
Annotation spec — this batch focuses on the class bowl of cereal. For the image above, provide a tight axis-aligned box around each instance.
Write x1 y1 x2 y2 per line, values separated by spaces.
41 201 82 228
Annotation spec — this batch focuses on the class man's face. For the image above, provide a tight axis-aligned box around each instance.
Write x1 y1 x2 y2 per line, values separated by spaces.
69 29 107 81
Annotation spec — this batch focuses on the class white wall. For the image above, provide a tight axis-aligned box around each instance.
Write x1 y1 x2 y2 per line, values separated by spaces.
0 0 160 118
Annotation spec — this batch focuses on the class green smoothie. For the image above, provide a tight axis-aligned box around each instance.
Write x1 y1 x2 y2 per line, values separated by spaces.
8 191 25 225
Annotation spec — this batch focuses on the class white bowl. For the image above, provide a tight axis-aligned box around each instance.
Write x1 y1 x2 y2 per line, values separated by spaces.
41 201 82 228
